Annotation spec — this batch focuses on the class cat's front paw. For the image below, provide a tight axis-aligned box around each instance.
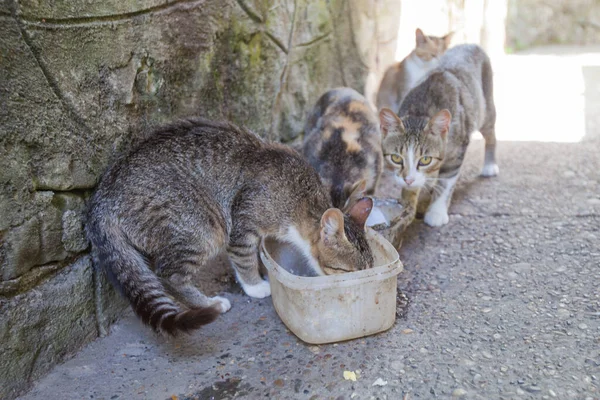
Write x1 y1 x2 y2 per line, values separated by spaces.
212 296 232 313
424 207 449 227
481 163 499 177
242 280 271 299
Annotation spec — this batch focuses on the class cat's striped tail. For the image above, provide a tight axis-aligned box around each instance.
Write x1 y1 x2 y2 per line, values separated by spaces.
86 216 219 335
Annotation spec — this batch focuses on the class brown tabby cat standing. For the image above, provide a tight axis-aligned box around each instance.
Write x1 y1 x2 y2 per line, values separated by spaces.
376 28 453 112
377 44 498 244
302 87 382 209
86 119 374 335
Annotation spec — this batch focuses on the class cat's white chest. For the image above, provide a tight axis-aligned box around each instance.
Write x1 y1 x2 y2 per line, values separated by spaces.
405 56 438 89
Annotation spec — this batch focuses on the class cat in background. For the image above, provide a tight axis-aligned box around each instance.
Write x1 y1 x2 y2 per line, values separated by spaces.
302 87 383 209
377 44 498 245
86 119 374 335
376 28 453 112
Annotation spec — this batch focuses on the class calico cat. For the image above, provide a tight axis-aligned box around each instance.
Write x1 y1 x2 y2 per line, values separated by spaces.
376 28 453 112
302 87 382 209
86 119 374 335
378 44 497 242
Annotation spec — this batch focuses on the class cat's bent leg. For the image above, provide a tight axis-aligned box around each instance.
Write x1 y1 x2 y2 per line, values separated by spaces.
163 273 231 313
424 173 459 227
227 232 271 299
154 235 231 314
389 206 417 248
385 188 419 248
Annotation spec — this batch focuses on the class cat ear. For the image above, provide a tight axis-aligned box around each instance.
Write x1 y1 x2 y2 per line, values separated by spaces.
415 28 427 47
348 197 374 230
347 179 367 200
342 179 367 213
320 208 346 244
427 109 452 138
379 108 403 138
443 31 454 48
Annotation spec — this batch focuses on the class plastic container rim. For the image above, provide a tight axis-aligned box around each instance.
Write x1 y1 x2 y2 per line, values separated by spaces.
259 231 403 291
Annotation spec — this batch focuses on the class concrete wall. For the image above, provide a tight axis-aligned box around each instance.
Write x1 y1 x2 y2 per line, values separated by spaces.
0 0 400 397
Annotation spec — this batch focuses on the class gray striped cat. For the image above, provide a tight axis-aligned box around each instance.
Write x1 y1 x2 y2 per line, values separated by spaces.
378 44 497 240
86 119 374 335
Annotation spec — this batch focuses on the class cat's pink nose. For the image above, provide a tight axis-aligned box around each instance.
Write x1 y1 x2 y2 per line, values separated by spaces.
405 177 415 186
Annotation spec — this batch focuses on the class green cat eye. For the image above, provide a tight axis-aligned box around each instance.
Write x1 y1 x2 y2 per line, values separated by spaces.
419 156 433 166
390 154 403 165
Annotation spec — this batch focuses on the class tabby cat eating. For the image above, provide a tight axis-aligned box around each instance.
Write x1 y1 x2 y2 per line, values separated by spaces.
87 119 374 335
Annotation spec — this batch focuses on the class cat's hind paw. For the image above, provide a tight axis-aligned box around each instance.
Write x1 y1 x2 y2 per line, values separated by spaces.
211 296 232 313
424 207 449 227
481 163 499 177
242 280 271 299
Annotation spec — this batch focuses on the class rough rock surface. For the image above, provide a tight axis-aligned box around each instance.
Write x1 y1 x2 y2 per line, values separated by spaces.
0 258 97 396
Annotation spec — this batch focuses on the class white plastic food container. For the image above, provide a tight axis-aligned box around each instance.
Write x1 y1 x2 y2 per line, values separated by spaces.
259 229 403 344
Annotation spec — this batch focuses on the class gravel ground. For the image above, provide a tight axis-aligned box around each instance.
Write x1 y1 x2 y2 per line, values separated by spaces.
19 47 600 400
